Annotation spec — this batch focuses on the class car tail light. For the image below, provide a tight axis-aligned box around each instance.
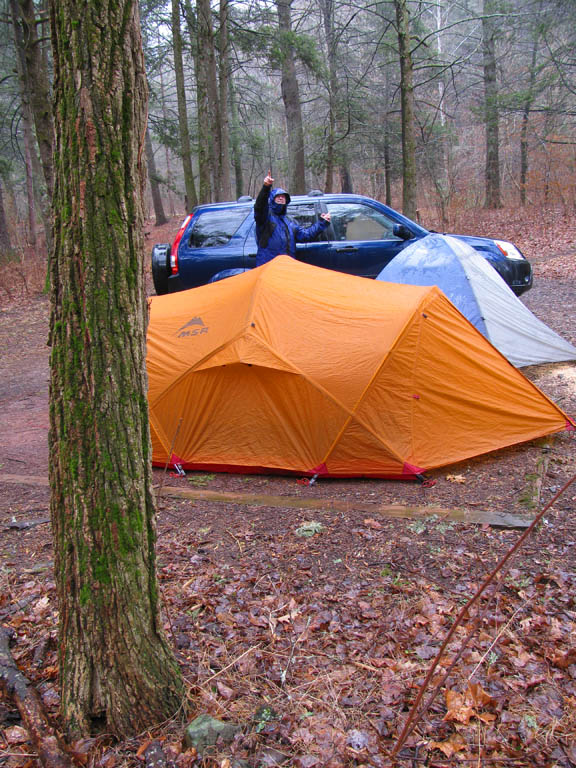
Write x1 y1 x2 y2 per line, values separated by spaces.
170 214 193 275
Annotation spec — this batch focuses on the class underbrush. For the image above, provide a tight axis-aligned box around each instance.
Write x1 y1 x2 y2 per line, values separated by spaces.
0 245 47 304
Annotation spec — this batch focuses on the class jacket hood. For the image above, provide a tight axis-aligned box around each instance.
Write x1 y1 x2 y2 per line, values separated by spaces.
269 187 291 215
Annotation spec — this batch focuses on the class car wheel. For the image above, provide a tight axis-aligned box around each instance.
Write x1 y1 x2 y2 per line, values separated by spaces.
152 243 171 295
512 285 530 297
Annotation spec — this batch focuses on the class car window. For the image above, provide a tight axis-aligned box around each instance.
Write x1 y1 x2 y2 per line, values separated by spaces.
188 209 249 248
326 203 401 242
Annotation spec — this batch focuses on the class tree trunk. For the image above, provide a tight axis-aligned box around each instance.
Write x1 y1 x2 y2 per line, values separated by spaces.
228 73 244 198
23 124 37 249
10 0 54 200
196 0 223 201
218 0 232 201
482 0 501 209
520 14 541 206
172 0 198 210
394 0 417 220
277 0 306 194
186 0 211 203
318 0 335 193
10 0 51 249
49 0 185 739
145 127 168 226
159 65 176 216
0 179 13 254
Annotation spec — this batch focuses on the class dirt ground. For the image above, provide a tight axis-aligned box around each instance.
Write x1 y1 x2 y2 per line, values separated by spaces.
1 243 576 767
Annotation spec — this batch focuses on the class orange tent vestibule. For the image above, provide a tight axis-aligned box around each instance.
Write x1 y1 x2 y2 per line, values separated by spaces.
146 256 573 479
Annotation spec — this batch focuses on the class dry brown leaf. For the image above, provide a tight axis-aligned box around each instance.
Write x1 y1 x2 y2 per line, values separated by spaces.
467 681 496 709
445 474 466 484
443 690 475 724
477 712 497 723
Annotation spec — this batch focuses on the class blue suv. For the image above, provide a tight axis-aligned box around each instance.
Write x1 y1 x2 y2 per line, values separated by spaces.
151 191 533 296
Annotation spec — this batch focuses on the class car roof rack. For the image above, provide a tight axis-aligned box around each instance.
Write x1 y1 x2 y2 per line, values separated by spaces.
308 189 324 196
237 195 253 202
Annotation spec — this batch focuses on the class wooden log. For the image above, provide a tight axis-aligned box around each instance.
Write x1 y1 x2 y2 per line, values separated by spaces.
0 627 74 768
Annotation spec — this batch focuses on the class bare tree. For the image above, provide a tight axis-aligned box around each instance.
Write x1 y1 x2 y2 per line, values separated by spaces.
482 0 502 208
276 0 307 194
394 0 417 219
172 0 198 209
146 126 168 225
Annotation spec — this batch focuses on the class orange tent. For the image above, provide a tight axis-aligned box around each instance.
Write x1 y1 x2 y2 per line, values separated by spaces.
147 256 573 479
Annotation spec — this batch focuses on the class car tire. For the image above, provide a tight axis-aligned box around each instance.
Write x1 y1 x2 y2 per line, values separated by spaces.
152 243 171 295
512 285 530 297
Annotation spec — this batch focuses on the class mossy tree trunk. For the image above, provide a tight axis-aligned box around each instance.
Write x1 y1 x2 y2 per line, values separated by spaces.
49 0 184 739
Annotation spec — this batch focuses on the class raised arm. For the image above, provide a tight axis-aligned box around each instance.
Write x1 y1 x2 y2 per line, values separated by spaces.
254 173 274 226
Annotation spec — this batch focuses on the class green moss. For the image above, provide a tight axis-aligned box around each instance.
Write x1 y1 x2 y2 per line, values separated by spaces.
91 550 112 585
79 583 91 605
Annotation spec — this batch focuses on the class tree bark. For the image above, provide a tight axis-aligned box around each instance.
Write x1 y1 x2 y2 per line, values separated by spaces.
394 0 417 219
277 0 307 194
49 0 185 739
482 0 501 209
172 0 198 210
145 127 168 226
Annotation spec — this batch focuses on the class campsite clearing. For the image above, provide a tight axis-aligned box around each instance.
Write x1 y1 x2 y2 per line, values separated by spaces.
1 259 575 765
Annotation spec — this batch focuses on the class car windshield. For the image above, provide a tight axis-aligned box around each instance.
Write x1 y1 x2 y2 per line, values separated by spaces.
188 209 249 248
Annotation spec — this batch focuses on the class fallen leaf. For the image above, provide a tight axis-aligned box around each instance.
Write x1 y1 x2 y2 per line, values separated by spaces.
428 732 467 757
467 682 496 709
443 690 475 724
216 680 235 700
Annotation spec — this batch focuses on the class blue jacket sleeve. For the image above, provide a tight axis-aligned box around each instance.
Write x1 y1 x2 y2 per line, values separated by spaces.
293 217 330 243
254 185 270 226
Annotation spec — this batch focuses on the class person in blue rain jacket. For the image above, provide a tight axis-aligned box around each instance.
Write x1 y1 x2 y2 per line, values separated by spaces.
254 172 331 266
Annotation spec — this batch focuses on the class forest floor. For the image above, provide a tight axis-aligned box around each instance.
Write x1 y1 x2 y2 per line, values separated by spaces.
1 204 576 767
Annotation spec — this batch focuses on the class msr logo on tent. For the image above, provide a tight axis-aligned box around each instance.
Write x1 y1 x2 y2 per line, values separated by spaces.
177 316 209 338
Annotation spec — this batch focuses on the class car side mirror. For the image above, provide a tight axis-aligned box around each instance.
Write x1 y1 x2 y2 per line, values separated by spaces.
393 224 413 240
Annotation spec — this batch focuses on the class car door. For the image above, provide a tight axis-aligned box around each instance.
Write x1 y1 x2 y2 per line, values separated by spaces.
290 202 333 268
322 201 415 277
